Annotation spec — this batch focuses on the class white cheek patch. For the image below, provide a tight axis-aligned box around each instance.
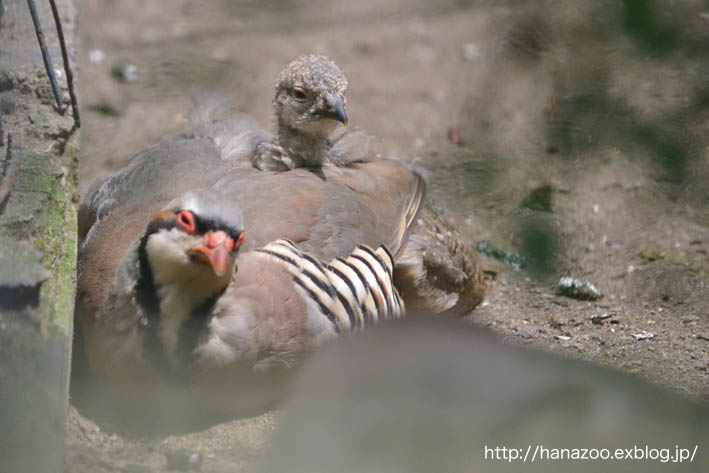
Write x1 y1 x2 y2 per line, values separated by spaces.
145 228 193 282
146 228 236 361
147 228 226 288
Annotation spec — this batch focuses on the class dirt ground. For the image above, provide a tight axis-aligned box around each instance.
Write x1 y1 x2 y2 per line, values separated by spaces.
69 0 708 471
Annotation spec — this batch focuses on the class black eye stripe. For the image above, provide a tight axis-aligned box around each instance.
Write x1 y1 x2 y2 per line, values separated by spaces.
147 211 241 241
190 214 242 241
146 215 177 235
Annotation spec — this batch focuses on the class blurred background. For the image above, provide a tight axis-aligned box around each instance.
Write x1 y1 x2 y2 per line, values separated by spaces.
72 0 708 471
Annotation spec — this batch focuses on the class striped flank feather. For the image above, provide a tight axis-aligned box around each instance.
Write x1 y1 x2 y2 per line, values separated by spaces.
254 239 405 333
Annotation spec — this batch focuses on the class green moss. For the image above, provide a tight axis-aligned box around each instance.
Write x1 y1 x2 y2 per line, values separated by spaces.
687 256 709 276
32 132 79 336
0 119 78 340
638 248 708 276
639 249 664 262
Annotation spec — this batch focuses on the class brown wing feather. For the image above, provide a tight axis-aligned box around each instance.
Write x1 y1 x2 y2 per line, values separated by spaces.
209 159 424 261
388 170 426 257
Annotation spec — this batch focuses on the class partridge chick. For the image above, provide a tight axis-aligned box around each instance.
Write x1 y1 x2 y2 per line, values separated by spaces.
252 54 370 170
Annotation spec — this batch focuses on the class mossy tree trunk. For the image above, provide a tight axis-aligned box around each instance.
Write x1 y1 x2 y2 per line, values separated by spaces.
0 0 79 471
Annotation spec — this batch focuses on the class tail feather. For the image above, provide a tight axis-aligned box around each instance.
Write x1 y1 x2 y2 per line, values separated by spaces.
394 202 486 315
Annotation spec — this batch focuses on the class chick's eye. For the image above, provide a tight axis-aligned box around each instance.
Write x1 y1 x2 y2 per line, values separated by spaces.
176 210 197 234
292 87 307 101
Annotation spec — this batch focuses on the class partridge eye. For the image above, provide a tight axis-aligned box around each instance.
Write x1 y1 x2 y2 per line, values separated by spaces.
292 87 307 101
176 210 197 234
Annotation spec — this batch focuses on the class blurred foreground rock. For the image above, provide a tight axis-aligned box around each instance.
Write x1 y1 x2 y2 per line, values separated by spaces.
0 0 78 472
256 315 708 473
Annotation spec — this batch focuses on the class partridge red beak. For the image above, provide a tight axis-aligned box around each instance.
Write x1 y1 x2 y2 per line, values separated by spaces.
189 231 240 277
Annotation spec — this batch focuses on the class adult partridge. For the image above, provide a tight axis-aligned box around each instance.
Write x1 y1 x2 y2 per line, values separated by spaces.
78 189 245 383
75 136 425 429
77 190 406 431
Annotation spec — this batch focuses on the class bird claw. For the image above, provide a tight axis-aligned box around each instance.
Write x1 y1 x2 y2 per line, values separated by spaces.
253 142 295 171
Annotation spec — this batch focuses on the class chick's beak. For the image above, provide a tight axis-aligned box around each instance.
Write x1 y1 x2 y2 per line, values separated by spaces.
189 230 240 277
317 95 348 125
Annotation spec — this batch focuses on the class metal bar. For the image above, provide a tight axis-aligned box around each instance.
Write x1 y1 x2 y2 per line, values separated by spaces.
26 0 65 113
48 0 80 127
0 112 4 147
